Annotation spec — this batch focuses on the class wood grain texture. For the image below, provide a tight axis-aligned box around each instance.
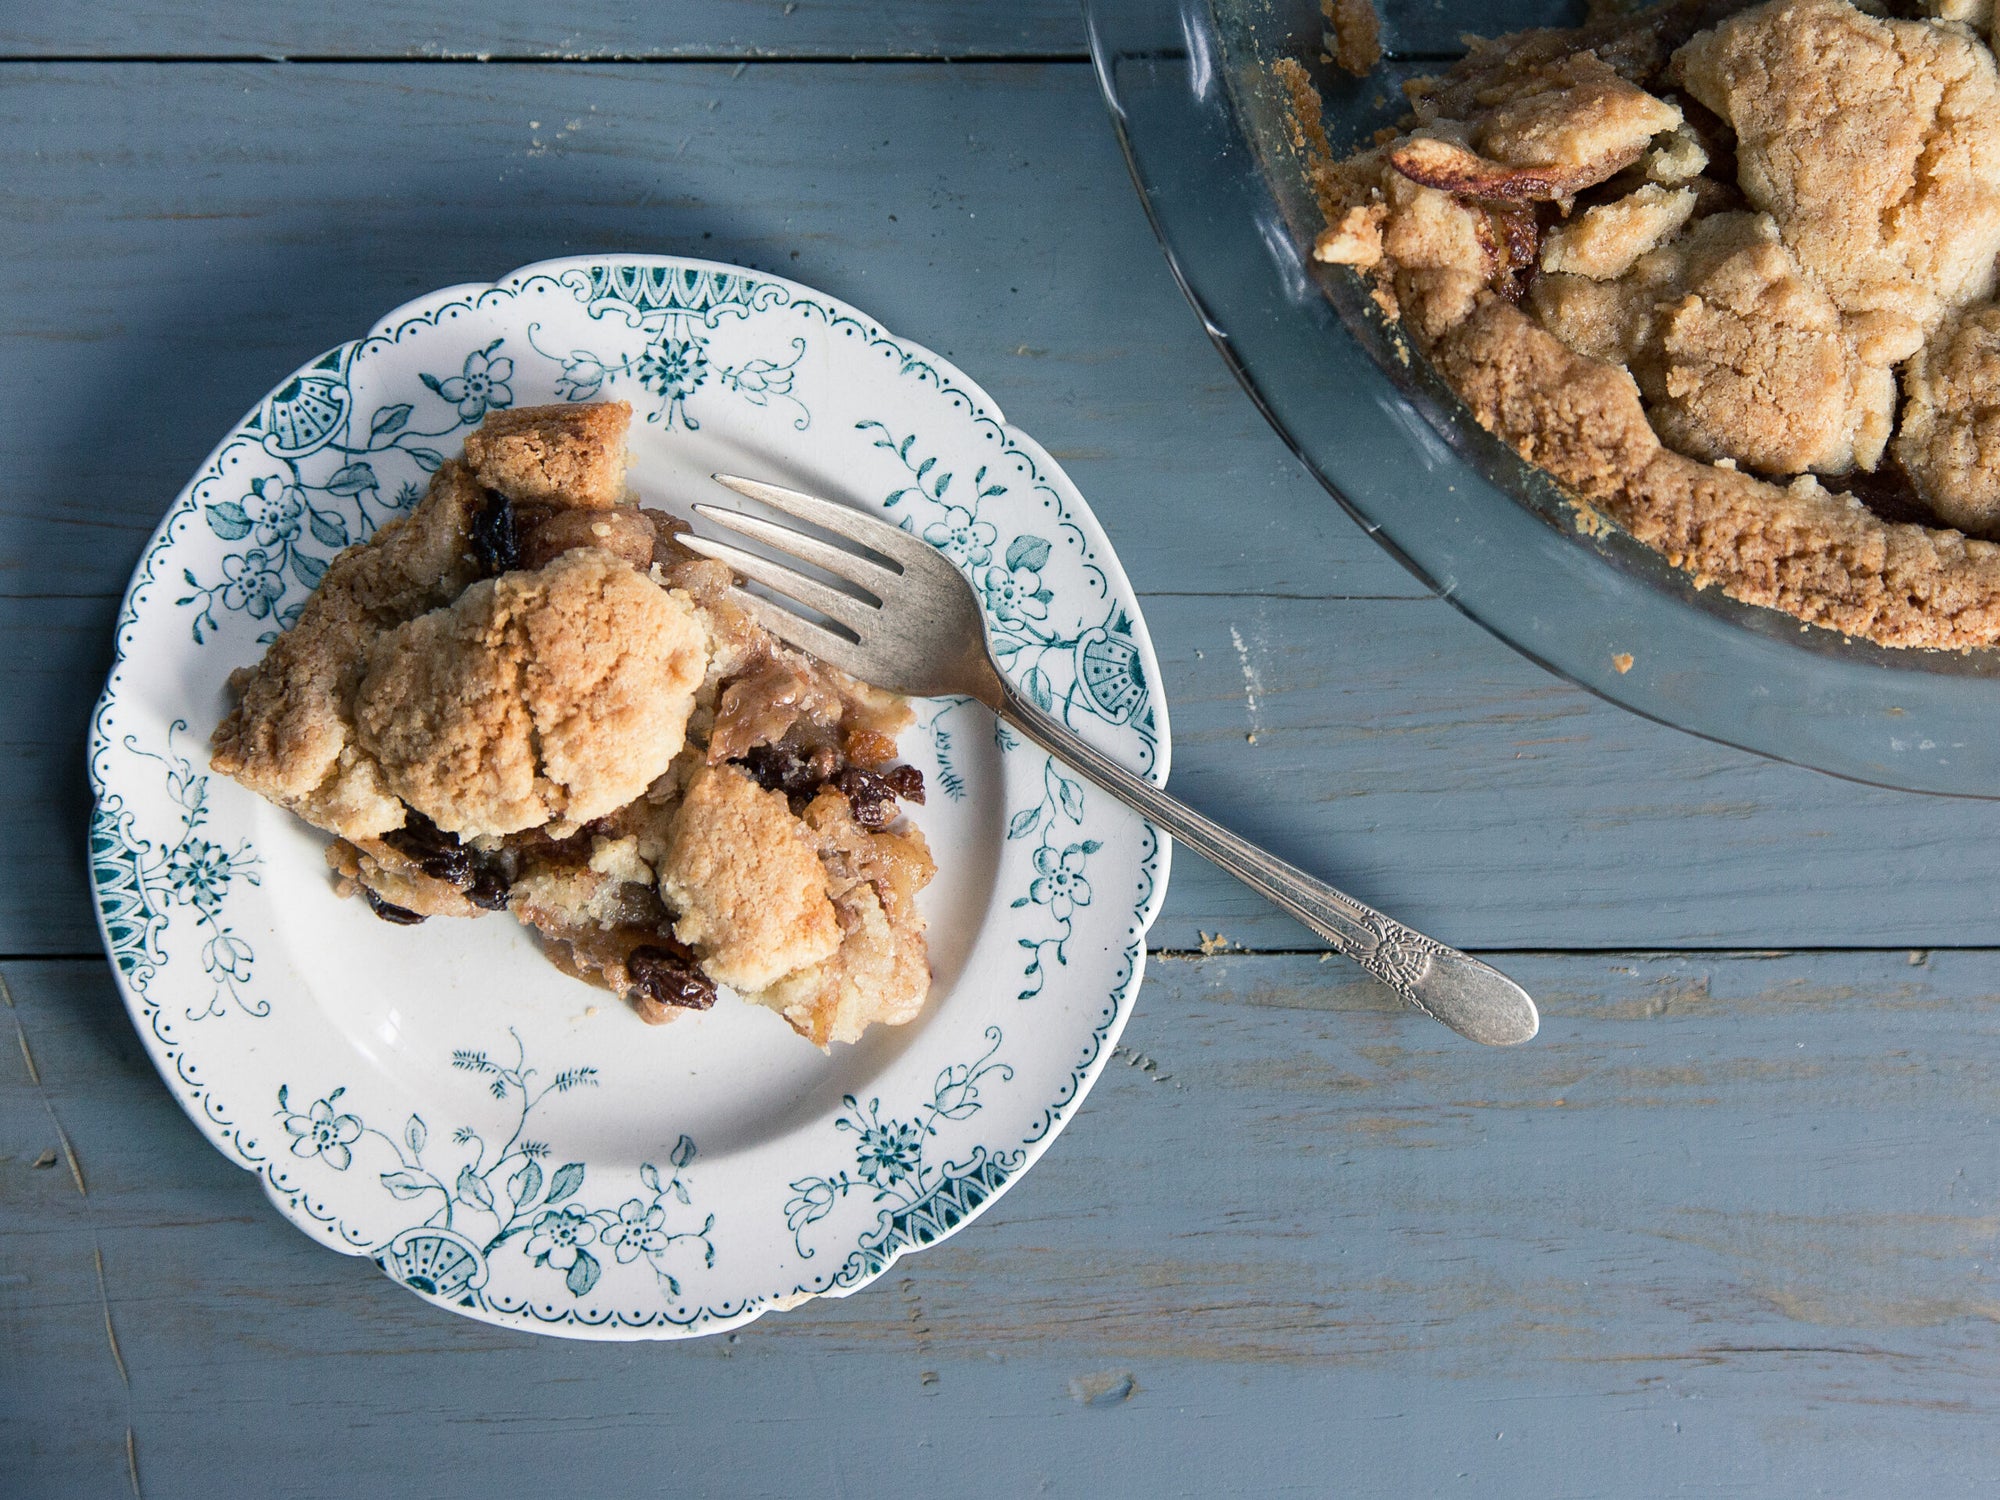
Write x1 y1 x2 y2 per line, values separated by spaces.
0 62 1408 604
8 15 1995 1500
8 61 2000 955
0 0 1089 61
0 0 1576 61
9 951 2000 1496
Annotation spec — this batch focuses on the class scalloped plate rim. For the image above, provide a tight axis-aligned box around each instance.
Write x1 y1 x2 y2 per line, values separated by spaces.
85 252 1174 1340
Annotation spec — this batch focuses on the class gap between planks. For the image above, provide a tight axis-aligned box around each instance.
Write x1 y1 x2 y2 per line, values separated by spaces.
1145 945 1982 959
0 947 1987 965
0 51 1096 66
0 586 1440 606
0 49 1464 67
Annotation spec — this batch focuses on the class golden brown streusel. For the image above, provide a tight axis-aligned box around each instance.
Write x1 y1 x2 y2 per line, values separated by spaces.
1299 0 2000 648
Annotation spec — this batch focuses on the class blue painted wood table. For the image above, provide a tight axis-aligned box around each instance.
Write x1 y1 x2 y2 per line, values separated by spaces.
7 4 2000 1494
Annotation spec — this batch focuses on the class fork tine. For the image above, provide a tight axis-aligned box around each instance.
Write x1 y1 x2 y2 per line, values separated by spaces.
677 533 881 634
722 586 878 681
693 502 901 591
710 473 931 569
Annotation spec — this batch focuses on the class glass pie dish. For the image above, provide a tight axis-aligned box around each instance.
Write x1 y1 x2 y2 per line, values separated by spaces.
1085 0 2000 798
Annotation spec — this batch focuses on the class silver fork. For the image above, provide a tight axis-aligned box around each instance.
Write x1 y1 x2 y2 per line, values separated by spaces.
683 474 1539 1047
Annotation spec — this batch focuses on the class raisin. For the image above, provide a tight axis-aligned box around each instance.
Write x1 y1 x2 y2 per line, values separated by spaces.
832 766 904 828
738 741 822 799
384 812 474 886
831 763 924 826
464 870 512 911
363 888 426 925
470 487 519 576
627 943 717 1014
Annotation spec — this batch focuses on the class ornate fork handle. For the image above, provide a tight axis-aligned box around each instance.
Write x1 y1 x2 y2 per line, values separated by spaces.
991 678 1539 1046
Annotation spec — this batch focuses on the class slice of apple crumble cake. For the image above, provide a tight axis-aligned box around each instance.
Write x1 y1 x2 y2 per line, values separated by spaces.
211 400 935 1047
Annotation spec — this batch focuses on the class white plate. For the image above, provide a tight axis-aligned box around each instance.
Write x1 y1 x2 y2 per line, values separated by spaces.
87 256 1170 1338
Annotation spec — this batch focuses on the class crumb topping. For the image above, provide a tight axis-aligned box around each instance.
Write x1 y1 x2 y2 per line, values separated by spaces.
1675 0 2000 340
460 400 631 509
1324 0 1382 78
657 763 843 994
1897 304 2000 534
353 549 707 839
213 401 935 1042
1540 182 1696 280
1296 0 2000 648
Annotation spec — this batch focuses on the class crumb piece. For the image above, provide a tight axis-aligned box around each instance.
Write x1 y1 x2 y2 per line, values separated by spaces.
1392 56 1681 200
1642 122 1709 184
657 764 841 993
1314 204 1387 269
1650 217 1896 475
588 834 654 886
511 864 655 934
1323 0 1383 77
1612 652 1635 673
1471 54 1681 179
353 549 708 838
1539 184 1695 281
1534 213 1906 474
463 400 633 509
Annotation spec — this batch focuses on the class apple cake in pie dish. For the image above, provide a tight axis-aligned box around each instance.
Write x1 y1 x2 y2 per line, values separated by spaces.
210 400 935 1048
1296 0 2000 651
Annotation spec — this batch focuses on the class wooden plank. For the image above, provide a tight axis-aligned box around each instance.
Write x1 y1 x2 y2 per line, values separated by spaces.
0 596 104 953
10 951 2000 1495
0 0 1088 61
0 0 1581 63
1339 0 1589 59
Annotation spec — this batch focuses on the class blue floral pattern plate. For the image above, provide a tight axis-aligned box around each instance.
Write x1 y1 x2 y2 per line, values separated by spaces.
87 256 1171 1338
